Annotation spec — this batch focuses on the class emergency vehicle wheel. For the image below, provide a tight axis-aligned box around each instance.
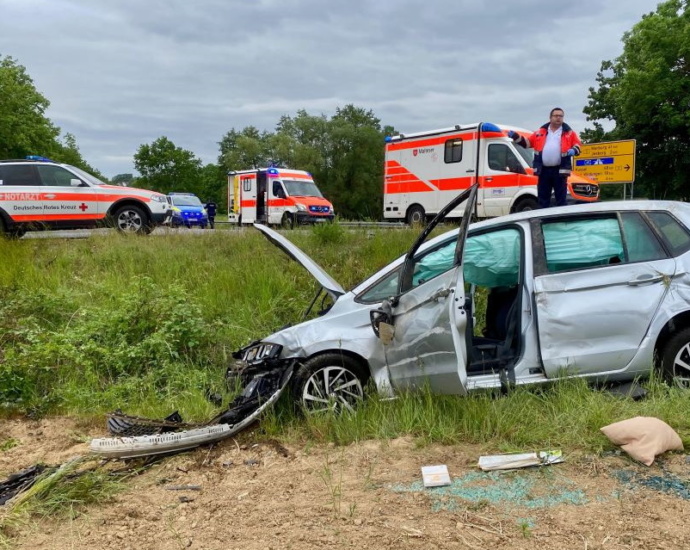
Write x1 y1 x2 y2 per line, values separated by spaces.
406 205 425 226
281 213 295 230
514 196 538 212
293 354 368 414
113 205 151 234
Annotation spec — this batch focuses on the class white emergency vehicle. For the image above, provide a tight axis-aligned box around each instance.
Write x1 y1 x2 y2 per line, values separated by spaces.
0 157 171 237
228 167 334 228
383 122 600 224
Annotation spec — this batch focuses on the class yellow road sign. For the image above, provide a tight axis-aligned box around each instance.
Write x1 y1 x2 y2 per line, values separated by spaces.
574 139 636 184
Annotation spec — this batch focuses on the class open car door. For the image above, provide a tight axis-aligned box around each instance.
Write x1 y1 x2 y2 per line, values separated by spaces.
378 185 478 394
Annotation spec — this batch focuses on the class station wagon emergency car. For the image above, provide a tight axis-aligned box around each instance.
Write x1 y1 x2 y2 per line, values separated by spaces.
0 157 170 237
229 186 690 413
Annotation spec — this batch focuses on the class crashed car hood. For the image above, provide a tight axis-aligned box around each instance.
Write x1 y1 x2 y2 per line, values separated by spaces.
253 224 346 299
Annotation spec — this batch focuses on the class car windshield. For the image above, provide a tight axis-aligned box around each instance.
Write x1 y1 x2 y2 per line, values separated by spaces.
67 165 108 186
171 195 202 206
282 179 323 198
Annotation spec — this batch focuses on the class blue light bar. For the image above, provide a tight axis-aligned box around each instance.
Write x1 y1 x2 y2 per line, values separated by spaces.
26 155 54 162
480 122 502 133
267 168 279 175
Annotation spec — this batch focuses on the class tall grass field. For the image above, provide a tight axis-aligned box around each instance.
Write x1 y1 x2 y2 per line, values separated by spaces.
1 224 688 452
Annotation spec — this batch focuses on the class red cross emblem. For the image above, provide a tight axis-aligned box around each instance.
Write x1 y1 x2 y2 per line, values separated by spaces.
79 203 88 212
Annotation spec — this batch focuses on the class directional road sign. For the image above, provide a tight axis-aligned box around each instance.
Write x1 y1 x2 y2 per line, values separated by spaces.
574 140 636 184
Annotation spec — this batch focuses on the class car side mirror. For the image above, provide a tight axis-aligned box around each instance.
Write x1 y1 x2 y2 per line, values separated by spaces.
370 300 395 345
70 178 83 187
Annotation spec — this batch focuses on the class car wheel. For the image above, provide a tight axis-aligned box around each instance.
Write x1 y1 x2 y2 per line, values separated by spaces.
660 327 690 386
293 354 367 414
514 196 539 212
114 205 150 234
406 205 425 226
281 213 295 230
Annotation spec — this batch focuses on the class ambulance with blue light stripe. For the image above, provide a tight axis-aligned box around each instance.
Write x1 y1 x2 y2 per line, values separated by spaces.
0 156 171 237
383 122 600 224
227 167 335 228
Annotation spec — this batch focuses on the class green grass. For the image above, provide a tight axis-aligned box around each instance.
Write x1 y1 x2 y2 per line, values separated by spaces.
0 226 415 418
1 226 689 454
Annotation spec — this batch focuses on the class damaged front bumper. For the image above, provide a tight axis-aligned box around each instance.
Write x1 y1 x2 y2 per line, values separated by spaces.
90 364 294 459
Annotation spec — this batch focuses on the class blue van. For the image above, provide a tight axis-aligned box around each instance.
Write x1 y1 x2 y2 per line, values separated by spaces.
167 193 209 228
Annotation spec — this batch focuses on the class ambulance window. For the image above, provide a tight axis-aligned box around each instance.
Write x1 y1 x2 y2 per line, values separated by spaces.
0 165 39 186
37 165 83 187
444 139 463 163
273 182 285 198
242 178 252 192
488 144 525 174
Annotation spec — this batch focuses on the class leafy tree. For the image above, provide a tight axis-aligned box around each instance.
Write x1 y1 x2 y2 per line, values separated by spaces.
218 127 272 170
134 137 202 195
112 173 134 186
584 0 690 199
198 163 227 211
0 55 60 159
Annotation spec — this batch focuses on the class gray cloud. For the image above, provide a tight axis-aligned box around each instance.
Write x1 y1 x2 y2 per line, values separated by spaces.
1 0 660 177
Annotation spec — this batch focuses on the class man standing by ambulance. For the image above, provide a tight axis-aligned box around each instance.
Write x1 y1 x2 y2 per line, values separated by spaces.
508 108 581 208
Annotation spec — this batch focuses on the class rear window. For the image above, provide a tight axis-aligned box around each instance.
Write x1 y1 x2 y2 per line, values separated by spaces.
646 211 690 256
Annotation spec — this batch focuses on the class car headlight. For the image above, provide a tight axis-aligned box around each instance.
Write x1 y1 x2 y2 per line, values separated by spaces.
296 203 307 212
242 343 282 363
151 194 167 203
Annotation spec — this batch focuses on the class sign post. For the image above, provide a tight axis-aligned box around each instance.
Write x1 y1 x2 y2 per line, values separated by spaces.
574 140 636 196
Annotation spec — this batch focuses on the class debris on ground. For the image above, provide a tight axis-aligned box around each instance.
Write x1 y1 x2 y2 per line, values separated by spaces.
421 464 451 487
89 366 293 459
600 416 684 466
478 450 564 471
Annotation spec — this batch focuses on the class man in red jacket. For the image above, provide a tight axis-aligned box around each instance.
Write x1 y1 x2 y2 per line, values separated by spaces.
508 107 581 208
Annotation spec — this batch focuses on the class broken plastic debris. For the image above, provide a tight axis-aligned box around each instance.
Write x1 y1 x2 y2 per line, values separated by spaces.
421 465 451 487
478 450 563 471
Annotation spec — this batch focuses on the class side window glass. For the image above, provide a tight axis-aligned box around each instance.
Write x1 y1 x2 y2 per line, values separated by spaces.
620 212 667 262
357 237 459 303
487 144 525 174
464 228 521 287
542 217 624 272
273 182 284 198
37 165 81 187
444 138 462 163
0 165 39 186
646 211 690 256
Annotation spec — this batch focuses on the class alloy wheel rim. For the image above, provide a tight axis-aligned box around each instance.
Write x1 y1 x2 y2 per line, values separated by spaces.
302 366 363 414
672 342 690 386
118 210 143 232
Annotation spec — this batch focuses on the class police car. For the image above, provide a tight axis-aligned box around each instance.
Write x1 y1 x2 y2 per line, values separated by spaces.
0 157 171 237
167 192 209 228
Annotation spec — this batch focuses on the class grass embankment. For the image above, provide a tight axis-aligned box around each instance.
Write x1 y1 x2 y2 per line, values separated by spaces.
0 223 689 453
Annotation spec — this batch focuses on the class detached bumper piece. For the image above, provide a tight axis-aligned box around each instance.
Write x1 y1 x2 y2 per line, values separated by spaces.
90 366 293 460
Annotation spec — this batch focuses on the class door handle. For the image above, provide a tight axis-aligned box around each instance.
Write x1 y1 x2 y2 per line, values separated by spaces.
485 177 493 182
627 274 665 286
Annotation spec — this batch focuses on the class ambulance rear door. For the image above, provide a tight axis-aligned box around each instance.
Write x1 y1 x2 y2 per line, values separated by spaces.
0 164 43 222
239 173 258 224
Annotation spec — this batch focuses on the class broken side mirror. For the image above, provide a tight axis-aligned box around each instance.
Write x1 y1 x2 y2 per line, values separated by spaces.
370 300 395 345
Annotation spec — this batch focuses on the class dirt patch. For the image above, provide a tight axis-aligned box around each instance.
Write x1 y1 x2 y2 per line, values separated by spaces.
1 417 689 549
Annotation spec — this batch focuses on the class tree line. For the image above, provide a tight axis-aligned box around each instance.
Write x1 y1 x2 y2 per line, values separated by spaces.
2 0 689 216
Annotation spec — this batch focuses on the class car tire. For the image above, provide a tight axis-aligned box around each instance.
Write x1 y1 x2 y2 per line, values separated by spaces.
293 353 368 414
513 196 539 213
281 213 295 230
114 205 151 234
406 205 425 226
660 327 690 386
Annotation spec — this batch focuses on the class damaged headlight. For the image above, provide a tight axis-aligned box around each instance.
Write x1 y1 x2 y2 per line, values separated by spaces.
242 342 282 364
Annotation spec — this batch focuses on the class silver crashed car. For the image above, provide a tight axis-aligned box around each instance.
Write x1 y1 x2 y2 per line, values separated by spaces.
230 185 690 412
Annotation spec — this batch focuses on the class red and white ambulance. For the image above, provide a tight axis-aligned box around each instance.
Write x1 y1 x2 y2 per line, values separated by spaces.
0 157 171 237
227 167 335 228
383 122 600 224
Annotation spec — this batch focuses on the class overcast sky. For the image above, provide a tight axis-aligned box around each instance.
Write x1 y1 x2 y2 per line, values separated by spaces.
1 0 661 179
